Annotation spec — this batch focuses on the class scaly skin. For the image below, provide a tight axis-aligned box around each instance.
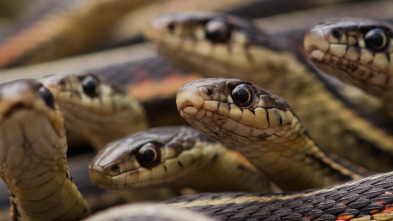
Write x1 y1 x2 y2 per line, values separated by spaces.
304 18 393 102
40 72 148 150
144 12 393 172
165 171 393 221
176 78 368 191
0 79 90 220
89 126 273 193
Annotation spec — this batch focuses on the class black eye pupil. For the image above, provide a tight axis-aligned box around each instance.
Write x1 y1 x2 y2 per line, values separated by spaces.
142 149 155 162
365 28 387 51
82 75 98 97
232 84 252 107
205 20 230 43
110 164 120 172
38 86 55 109
136 142 160 168
332 29 342 39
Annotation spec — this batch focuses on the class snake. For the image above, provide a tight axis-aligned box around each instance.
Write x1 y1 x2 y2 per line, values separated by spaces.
163 170 393 221
34 56 198 150
0 0 151 68
85 77 393 221
303 18 393 103
176 77 370 191
85 170 393 221
0 79 90 220
2 2 392 220
143 11 393 172
0 59 279 219
89 126 272 193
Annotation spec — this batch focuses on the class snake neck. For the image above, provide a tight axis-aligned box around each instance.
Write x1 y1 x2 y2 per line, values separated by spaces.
228 116 366 191
176 142 273 193
245 49 393 172
0 110 90 221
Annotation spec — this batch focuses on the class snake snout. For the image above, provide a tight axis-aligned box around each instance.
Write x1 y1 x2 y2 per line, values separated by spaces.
176 84 204 114
304 26 329 62
89 166 112 186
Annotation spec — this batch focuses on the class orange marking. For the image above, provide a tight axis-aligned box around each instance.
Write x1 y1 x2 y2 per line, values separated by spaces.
385 204 393 211
336 214 354 220
128 74 201 101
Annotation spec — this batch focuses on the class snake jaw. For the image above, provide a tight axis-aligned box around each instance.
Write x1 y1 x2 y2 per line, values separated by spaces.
304 18 393 101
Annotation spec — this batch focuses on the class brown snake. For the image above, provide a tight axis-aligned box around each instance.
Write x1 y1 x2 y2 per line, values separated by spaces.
0 79 89 220
304 18 393 102
144 12 393 172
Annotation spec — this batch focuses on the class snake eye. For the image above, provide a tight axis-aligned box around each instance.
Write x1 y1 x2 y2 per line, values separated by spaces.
231 84 253 107
332 29 342 40
205 19 230 43
136 142 161 168
110 164 120 173
82 75 99 97
38 86 55 109
364 28 388 51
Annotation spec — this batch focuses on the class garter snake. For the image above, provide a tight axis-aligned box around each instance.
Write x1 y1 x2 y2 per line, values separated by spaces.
40 72 149 150
144 12 393 172
304 18 393 103
0 79 90 220
39 56 199 150
89 126 272 193
164 170 393 221
0 59 275 218
176 78 369 191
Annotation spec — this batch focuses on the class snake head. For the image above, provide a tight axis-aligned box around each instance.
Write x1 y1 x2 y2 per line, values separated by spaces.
0 79 66 179
144 12 293 83
304 18 393 98
89 126 211 190
176 78 293 147
40 72 148 150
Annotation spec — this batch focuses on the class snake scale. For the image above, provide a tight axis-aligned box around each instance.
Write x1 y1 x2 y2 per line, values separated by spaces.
144 12 393 173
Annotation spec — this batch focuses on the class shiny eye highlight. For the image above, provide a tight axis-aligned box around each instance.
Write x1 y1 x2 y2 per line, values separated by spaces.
38 86 55 109
231 84 253 107
136 142 161 168
364 28 388 51
205 19 230 43
82 75 99 97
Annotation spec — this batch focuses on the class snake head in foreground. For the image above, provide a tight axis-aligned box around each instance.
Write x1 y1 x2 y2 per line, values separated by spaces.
40 72 148 150
0 79 90 220
89 126 271 192
176 78 366 191
304 18 393 101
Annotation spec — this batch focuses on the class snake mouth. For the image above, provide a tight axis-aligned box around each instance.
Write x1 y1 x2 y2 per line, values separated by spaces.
176 84 204 113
